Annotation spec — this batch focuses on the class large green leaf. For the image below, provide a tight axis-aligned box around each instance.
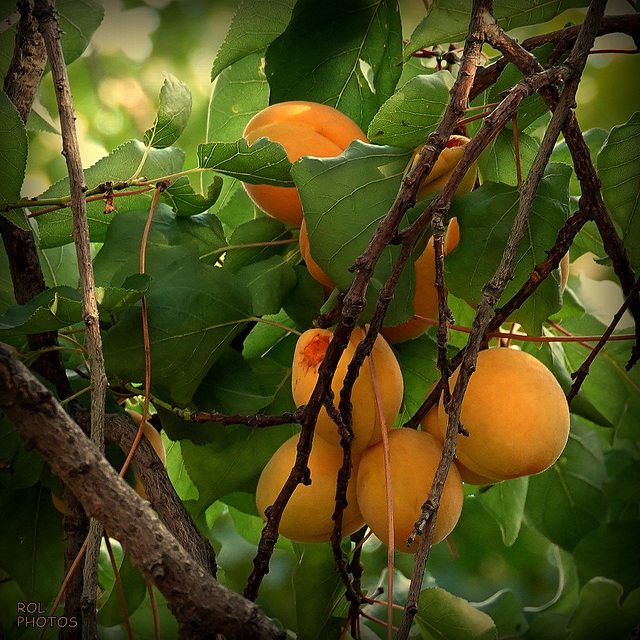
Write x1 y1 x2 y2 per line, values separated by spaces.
160 176 223 217
446 163 572 334
197 137 294 186
102 256 253 406
473 589 529 639
265 0 403 130
237 255 297 316
597 111 640 269
525 418 609 551
0 416 43 490
210 0 296 80
416 587 498 640
292 140 416 326
0 90 29 230
405 0 588 57
93 205 226 287
478 128 540 187
567 579 640 640
0 484 64 603
34 140 185 248
367 70 454 148
478 476 529 547
0 0 104 80
97 554 147 626
573 522 640 594
143 73 192 149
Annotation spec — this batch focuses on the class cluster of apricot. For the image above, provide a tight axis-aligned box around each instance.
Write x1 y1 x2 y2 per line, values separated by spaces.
248 101 571 552
256 327 465 553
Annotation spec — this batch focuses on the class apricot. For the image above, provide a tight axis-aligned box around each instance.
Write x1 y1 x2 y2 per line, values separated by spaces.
381 219 459 344
421 402 496 485
292 327 403 454
437 348 570 482
414 135 478 202
242 101 368 227
299 218 334 290
255 433 364 543
356 428 464 553
127 410 166 500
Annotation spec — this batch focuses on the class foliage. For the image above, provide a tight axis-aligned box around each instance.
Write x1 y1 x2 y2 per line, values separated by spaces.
0 0 639 639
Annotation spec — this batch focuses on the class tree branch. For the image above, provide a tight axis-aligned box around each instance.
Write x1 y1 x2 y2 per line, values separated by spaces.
0 342 285 640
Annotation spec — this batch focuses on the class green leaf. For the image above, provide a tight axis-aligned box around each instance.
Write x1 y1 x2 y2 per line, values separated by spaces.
573 522 640 594
367 70 455 148
292 543 345 640
473 589 529 638
237 255 297 316
293 141 416 326
603 449 640 522
597 111 640 269
446 163 572 334
242 310 298 360
525 417 609 551
0 484 64 603
39 243 80 289
34 140 184 248
0 285 82 333
197 137 294 186
554 314 640 440
165 438 199 502
405 0 588 57
567 579 640 640
93 205 226 287
478 128 540 187
478 476 529 547
222 217 293 273
0 90 29 230
393 333 440 424
97 554 147 626
102 257 253 406
210 0 296 80
26 107 59 135
143 73 192 149
265 0 403 131
0 416 43 489
161 176 223 217
282 264 326 329
416 587 498 640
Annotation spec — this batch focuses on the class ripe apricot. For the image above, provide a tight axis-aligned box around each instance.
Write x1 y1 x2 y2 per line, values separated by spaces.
414 135 478 202
421 402 496 485
299 218 334 290
356 428 464 553
255 434 364 543
243 101 368 227
437 348 570 482
292 327 403 454
381 219 459 344
127 410 166 500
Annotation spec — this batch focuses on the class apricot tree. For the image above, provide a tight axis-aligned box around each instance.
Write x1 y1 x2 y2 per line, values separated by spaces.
0 0 639 639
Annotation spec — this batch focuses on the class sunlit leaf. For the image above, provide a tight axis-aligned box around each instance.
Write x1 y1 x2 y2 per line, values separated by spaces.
367 70 454 148
597 111 640 269
265 0 403 130
144 73 192 149
210 0 296 80
405 0 589 57
161 176 223 217
197 137 294 186
34 140 185 248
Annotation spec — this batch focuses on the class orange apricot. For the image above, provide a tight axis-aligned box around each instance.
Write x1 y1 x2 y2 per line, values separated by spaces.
356 428 464 553
437 348 570 482
291 327 403 454
255 434 364 543
243 101 368 227
414 135 478 202
127 410 166 500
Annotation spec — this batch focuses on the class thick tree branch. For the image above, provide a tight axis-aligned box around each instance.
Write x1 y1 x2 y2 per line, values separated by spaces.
0 343 285 640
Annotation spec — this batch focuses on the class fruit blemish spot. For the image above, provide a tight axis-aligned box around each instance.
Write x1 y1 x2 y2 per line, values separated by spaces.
301 334 331 368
